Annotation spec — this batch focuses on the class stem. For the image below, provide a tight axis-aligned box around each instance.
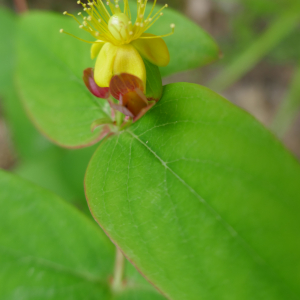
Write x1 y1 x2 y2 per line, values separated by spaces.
116 110 124 128
112 248 125 293
209 5 300 91
13 0 28 13
271 62 300 137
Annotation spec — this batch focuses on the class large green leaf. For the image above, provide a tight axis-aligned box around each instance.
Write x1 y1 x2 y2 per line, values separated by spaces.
16 12 111 148
0 8 58 160
115 290 166 300
0 7 15 96
86 82 300 300
13 147 84 204
0 169 115 299
0 170 165 299
3 88 56 160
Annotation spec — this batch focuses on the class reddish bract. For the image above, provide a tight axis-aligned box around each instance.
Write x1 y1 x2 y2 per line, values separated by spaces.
109 73 145 101
83 69 156 121
83 68 110 99
110 73 150 118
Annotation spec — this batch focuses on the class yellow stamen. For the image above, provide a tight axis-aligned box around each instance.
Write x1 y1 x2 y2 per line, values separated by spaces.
61 0 175 46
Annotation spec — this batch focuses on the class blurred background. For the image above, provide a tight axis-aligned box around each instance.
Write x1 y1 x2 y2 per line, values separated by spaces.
0 0 299 208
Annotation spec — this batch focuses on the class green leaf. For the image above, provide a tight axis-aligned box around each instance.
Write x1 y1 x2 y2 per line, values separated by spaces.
13 147 85 205
122 260 167 300
85 82 300 300
3 88 56 160
114 289 166 300
0 7 15 96
0 170 167 299
0 169 115 299
129 2 220 77
144 59 163 101
59 145 99 201
16 12 111 148
0 8 57 160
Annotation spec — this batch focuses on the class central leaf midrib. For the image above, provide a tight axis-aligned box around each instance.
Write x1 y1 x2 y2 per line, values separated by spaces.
126 129 263 261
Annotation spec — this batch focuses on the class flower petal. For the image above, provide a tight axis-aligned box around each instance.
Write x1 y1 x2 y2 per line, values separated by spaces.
90 40 106 60
132 33 170 67
113 44 146 88
94 42 118 87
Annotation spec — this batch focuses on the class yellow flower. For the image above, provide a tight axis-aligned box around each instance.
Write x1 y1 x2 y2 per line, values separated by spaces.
61 0 175 89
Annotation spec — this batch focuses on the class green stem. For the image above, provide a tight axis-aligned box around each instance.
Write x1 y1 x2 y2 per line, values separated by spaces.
111 248 125 293
209 5 300 91
116 111 124 128
271 62 300 137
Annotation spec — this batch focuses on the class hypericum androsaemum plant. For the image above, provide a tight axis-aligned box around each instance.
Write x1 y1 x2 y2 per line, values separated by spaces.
1 1 300 299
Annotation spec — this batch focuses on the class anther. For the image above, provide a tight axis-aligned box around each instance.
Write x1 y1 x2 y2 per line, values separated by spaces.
63 11 67 15
60 29 64 33
170 23 175 28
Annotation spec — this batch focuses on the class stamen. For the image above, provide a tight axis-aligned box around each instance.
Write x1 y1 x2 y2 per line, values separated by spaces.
138 23 175 39
61 0 174 45
60 29 106 44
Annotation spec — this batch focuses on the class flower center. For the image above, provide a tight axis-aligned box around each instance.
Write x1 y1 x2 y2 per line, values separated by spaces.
108 13 132 42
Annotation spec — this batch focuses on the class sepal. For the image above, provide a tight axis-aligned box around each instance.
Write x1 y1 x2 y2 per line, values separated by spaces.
109 73 155 120
83 68 109 99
